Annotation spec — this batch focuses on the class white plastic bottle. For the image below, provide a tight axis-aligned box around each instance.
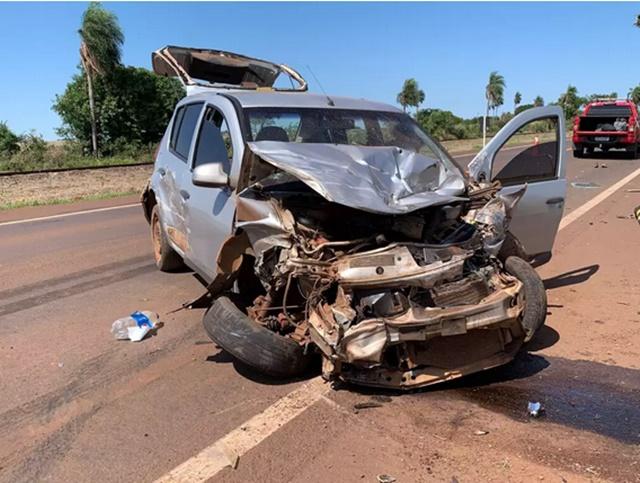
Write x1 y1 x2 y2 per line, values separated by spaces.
111 311 159 342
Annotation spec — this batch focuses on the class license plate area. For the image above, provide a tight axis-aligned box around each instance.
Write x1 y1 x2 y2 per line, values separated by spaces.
594 136 610 142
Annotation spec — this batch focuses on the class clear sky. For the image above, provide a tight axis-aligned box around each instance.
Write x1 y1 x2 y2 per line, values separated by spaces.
1 1 639 139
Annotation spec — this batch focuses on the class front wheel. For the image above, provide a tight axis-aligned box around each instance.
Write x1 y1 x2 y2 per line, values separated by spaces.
204 297 313 378
504 256 547 343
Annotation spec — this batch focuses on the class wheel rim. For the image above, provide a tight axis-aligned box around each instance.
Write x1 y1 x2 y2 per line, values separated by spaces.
151 213 162 263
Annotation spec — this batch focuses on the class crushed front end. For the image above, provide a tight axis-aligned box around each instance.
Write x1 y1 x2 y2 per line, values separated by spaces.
201 142 534 390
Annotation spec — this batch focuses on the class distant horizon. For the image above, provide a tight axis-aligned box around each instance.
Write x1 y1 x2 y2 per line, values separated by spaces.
1 1 639 140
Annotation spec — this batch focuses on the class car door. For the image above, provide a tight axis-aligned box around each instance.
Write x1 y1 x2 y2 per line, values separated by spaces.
183 103 239 281
156 101 204 257
468 106 567 262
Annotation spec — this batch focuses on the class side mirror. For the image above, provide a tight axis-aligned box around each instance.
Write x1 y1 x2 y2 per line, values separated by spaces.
192 163 229 188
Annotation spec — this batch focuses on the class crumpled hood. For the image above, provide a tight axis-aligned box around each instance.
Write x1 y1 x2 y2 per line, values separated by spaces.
247 141 467 215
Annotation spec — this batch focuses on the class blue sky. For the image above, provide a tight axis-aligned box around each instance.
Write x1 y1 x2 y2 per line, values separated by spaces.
1 2 639 139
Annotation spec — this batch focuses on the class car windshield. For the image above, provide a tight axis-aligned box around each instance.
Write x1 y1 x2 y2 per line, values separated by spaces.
244 107 461 174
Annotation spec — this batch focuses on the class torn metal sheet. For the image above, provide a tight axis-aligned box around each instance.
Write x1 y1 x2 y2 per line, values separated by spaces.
247 142 467 214
152 46 307 92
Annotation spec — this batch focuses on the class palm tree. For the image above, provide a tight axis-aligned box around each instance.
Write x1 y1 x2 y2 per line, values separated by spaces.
514 91 522 113
533 95 544 107
483 71 505 146
79 2 124 156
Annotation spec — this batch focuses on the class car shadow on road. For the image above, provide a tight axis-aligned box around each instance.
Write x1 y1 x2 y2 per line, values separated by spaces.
585 149 635 160
543 264 599 290
205 348 321 386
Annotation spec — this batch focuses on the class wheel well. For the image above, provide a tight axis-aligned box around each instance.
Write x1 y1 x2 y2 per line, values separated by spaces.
142 187 157 223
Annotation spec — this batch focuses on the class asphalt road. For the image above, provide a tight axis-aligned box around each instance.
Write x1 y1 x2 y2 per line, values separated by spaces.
1 149 640 482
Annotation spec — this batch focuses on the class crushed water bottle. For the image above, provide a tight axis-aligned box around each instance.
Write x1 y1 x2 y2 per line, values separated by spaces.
111 311 159 342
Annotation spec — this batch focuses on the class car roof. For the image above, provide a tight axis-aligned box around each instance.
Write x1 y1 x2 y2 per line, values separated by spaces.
181 89 402 113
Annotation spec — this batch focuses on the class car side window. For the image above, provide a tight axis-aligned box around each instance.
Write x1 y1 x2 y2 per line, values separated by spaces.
170 106 185 150
492 117 559 186
193 106 233 173
172 103 203 161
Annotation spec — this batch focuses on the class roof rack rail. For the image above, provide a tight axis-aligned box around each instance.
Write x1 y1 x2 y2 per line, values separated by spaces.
152 46 307 93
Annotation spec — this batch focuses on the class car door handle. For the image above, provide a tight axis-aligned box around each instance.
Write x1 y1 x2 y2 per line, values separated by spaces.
546 197 564 205
179 189 190 200
158 167 166 177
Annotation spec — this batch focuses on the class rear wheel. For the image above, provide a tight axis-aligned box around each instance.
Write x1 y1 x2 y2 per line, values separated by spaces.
504 256 547 343
150 205 184 271
573 149 583 158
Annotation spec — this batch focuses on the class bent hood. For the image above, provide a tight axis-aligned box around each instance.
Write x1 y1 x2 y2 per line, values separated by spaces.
246 142 467 215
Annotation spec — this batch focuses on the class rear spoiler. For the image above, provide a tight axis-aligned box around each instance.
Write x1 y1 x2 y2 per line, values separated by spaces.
152 46 307 92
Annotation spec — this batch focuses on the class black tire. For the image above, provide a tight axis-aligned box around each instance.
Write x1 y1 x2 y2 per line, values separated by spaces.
150 205 184 272
573 149 583 158
203 296 311 378
504 256 547 343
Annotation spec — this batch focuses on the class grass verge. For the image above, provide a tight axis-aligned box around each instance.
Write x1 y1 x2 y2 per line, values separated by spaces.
0 190 139 211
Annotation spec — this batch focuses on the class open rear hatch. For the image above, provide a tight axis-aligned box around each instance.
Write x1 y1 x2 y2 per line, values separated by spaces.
152 46 307 91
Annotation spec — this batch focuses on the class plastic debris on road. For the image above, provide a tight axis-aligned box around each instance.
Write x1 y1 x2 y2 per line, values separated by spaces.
111 311 159 342
377 475 396 483
527 401 545 418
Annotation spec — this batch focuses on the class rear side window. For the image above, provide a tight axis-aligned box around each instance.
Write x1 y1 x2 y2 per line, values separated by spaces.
170 103 203 160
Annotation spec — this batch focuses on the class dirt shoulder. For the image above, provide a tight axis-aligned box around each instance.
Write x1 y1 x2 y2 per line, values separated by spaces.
0 165 152 210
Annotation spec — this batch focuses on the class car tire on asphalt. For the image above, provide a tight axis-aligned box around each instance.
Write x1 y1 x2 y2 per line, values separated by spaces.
504 256 547 343
203 296 312 378
150 205 184 272
573 149 583 158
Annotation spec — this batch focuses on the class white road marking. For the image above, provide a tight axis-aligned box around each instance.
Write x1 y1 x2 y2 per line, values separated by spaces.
155 377 329 483
559 165 640 230
0 203 140 227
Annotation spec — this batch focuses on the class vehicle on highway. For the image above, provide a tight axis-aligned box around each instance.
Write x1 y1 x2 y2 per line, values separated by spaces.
572 98 640 158
142 46 567 389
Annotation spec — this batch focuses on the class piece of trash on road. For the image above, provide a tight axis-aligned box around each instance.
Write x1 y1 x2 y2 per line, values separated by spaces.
473 430 489 436
111 311 159 342
625 188 640 193
377 475 396 483
353 401 383 413
527 401 545 418
571 181 600 189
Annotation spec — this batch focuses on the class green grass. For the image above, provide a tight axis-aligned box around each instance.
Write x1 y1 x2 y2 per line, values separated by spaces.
0 154 152 173
0 190 139 211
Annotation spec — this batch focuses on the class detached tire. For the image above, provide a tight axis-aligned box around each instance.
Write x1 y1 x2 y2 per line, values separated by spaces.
150 205 184 272
204 296 311 378
504 256 547 342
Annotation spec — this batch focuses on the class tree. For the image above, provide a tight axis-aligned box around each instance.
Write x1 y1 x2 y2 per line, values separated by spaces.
514 91 522 113
53 66 184 155
630 86 640 105
483 71 505 146
417 109 465 140
0 122 20 157
79 2 124 156
557 85 585 121
397 78 425 117
533 96 544 107
515 103 534 115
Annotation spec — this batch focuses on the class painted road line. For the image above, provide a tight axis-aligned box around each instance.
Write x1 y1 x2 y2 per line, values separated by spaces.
0 203 140 227
155 377 329 483
559 165 640 231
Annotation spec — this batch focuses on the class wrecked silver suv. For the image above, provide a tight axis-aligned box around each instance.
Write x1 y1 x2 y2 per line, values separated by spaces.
143 47 567 389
